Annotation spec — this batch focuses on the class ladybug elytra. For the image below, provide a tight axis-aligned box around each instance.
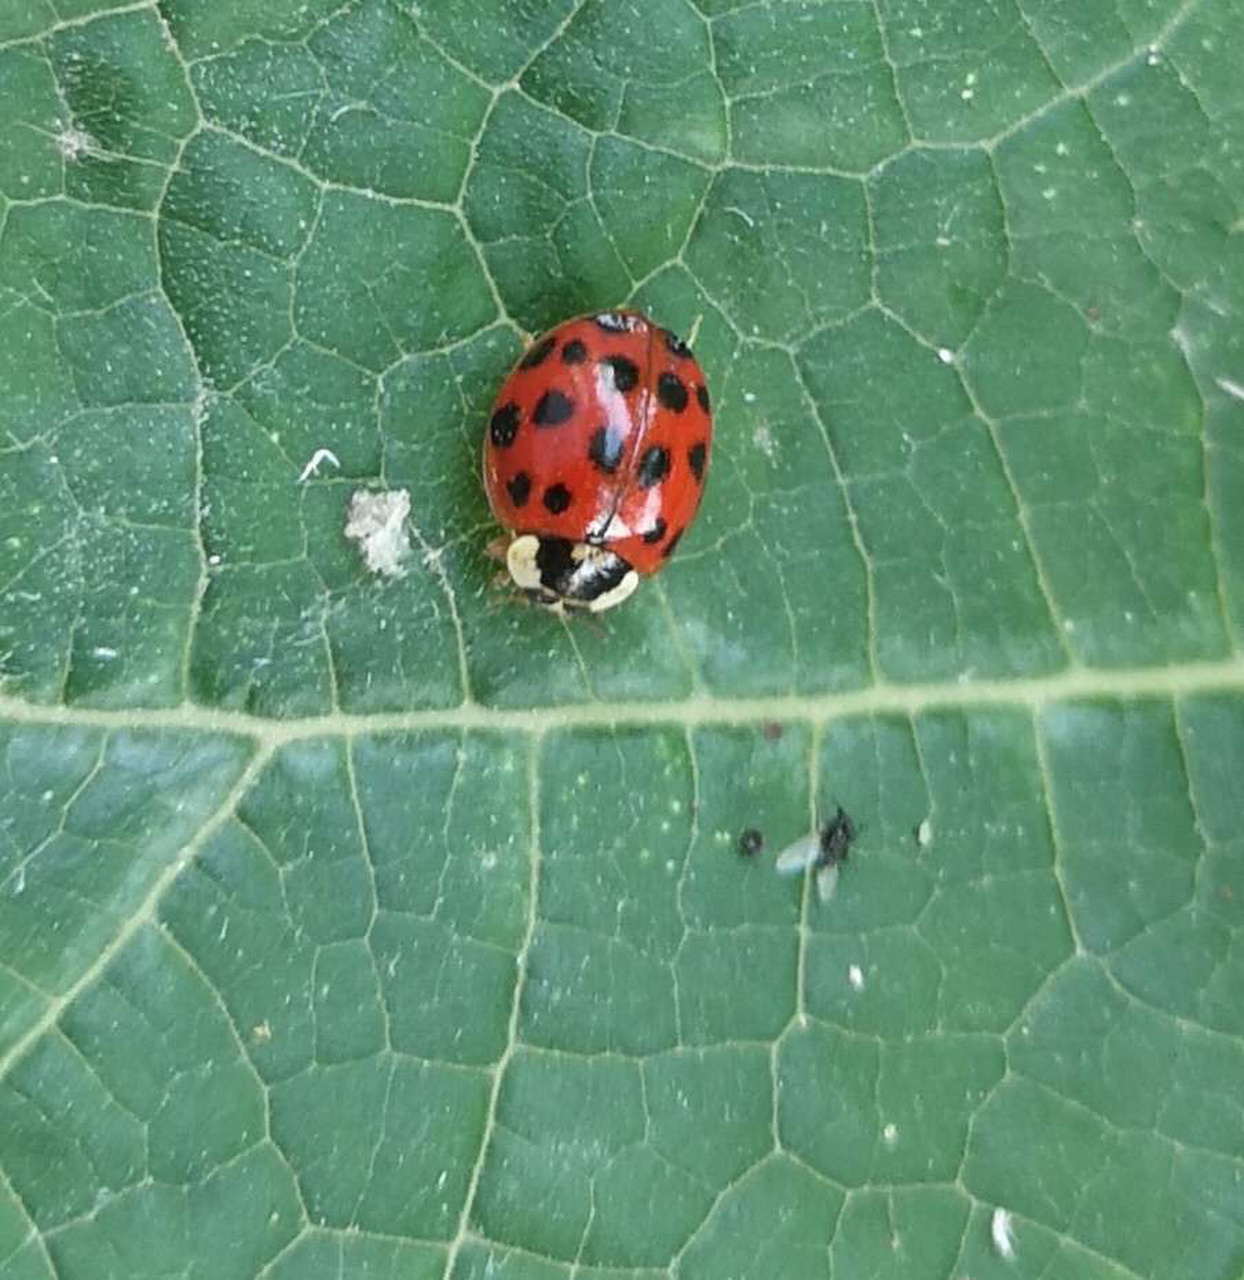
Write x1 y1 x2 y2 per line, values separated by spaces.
482 309 712 612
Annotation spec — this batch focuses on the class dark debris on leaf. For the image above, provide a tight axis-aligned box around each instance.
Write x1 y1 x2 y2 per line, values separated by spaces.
738 827 764 858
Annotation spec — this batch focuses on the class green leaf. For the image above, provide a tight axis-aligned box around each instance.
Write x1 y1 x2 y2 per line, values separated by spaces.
1 0 1242 1276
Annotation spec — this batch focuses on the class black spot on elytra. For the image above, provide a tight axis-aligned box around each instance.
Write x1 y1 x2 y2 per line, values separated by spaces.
696 383 710 413
505 471 531 507
595 312 630 332
603 355 639 393
588 424 624 474
657 371 688 413
662 328 692 358
642 517 667 545
533 389 574 427
543 483 572 514
561 339 587 365
490 402 520 448
637 445 670 488
688 441 706 482
662 527 684 559
518 335 556 369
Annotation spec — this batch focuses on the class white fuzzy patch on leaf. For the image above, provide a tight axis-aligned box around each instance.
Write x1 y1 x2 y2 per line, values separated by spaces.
344 489 411 578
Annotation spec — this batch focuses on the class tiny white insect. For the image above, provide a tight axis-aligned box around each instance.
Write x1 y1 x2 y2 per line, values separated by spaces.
775 833 840 903
991 1207 1016 1260
775 807 855 903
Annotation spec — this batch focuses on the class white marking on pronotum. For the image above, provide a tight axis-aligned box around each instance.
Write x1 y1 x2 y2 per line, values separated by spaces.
1215 376 1244 402
343 489 411 577
298 447 340 481
848 964 864 991
991 1208 1016 1260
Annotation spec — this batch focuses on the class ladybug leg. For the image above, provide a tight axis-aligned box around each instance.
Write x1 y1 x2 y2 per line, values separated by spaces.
484 569 550 616
483 534 511 564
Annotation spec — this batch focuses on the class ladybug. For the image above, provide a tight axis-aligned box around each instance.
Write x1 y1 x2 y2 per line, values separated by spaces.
482 309 712 612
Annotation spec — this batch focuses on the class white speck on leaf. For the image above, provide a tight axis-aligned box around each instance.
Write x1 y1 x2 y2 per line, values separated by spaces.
344 489 412 578
1215 376 1244 401
848 964 864 990
882 1122 898 1146
298 447 340 482
991 1208 1016 1260
917 818 932 846
937 348 955 364
56 125 94 161
91 646 118 660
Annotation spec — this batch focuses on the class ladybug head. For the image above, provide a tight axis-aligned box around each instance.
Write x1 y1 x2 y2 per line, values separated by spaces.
506 534 639 613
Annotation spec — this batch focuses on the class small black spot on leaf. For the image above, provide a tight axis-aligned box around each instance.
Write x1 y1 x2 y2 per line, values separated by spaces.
738 828 764 858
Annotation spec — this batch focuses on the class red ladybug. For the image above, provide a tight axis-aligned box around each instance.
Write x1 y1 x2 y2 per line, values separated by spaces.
482 309 712 612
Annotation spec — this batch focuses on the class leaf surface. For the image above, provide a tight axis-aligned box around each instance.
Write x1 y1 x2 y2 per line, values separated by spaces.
1 0 1242 1275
